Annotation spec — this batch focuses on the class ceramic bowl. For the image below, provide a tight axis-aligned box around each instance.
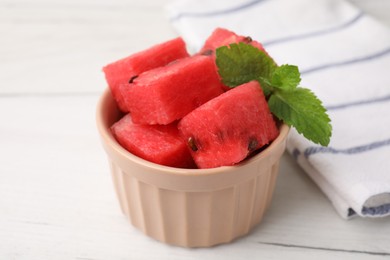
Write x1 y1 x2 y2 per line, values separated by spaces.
96 89 289 247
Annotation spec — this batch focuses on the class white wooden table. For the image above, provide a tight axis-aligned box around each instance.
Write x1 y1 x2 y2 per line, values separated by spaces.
1 0 390 259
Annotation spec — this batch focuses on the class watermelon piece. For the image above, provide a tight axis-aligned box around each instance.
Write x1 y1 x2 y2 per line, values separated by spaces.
121 55 225 125
199 28 268 91
199 28 266 54
111 114 195 168
103 37 189 112
178 81 279 169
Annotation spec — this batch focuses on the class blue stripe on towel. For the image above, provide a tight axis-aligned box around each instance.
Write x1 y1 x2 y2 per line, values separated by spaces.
301 47 390 74
263 11 364 47
326 94 390 110
362 203 390 216
292 148 301 160
170 0 266 21
304 138 390 158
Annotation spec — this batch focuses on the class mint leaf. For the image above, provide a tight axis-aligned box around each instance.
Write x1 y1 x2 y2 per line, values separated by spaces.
216 43 277 94
215 42 332 146
271 64 300 91
268 88 332 146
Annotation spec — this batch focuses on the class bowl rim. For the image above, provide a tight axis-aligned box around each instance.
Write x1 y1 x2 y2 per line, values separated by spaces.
96 88 290 177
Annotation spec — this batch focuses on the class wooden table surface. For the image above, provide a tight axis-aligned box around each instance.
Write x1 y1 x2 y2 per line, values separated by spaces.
1 0 390 259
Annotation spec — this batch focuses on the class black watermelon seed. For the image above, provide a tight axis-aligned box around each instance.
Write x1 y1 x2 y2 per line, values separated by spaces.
201 49 213 56
248 138 258 152
188 137 198 152
243 36 253 43
129 75 138 83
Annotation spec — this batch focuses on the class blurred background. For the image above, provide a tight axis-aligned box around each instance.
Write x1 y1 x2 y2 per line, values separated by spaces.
1 0 389 96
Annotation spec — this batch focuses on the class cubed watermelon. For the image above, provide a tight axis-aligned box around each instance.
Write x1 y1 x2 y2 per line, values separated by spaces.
103 37 189 112
199 28 266 54
121 55 225 125
178 81 279 169
199 28 268 91
111 114 195 168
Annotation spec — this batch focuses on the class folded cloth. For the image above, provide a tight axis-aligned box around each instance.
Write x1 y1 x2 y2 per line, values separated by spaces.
166 0 390 219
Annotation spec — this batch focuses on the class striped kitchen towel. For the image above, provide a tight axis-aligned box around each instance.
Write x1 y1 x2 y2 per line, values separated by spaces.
166 0 390 219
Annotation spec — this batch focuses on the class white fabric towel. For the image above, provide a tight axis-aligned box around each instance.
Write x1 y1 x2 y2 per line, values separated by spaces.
166 0 390 219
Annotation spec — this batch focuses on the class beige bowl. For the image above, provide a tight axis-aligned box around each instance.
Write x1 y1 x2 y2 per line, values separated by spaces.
96 89 289 247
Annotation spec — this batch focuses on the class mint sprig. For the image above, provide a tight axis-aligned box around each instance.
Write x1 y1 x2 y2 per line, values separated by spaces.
215 43 332 146
216 43 276 95
270 64 301 91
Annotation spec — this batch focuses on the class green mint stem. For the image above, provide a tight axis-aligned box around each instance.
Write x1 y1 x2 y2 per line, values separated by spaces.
215 42 332 146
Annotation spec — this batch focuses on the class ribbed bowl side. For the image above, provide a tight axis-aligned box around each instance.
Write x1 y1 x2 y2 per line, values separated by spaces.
109 159 280 248
97 89 289 248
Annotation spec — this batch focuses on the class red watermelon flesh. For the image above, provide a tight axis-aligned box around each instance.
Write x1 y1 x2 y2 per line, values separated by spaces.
199 28 268 91
103 37 189 112
111 114 195 168
121 55 225 125
199 28 266 54
178 81 279 169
